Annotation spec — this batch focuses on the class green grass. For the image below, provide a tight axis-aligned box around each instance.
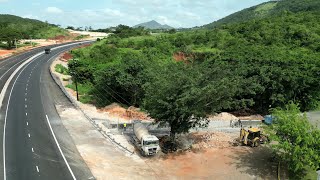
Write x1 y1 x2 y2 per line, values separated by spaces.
34 27 69 39
74 35 89 40
66 83 93 104
192 47 221 53
304 168 317 180
55 64 69 75
0 42 38 49
254 2 278 15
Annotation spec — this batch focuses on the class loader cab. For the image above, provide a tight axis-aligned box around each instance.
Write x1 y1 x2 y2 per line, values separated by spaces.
247 128 261 140
240 127 262 147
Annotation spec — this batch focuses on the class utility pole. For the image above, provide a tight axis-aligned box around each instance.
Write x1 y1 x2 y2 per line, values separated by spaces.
30 35 33 47
14 38 17 50
75 76 79 101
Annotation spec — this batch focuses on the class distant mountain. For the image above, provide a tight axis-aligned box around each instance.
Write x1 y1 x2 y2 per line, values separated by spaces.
133 20 174 30
203 0 320 28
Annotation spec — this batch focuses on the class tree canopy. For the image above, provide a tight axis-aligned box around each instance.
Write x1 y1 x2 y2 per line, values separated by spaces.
68 0 320 144
0 14 67 49
267 103 320 179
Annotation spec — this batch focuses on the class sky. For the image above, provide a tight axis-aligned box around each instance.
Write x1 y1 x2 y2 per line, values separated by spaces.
0 0 268 28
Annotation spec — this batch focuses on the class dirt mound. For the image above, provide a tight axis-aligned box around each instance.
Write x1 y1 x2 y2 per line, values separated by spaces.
126 106 150 120
61 52 73 61
189 132 233 149
97 103 150 121
238 115 264 120
49 35 67 41
208 112 238 121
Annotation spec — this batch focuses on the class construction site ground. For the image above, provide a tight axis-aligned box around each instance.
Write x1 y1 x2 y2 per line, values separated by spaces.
0 30 108 59
51 57 282 180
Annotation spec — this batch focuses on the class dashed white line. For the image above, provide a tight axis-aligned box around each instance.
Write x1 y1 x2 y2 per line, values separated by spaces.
46 115 76 180
31 147 34 152
25 104 27 108
28 133 30 138
26 112 27 116
36 166 39 173
1 41 91 180
26 122 28 126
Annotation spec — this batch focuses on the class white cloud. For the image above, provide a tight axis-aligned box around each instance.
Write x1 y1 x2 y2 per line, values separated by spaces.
103 8 124 17
22 14 39 19
46 7 63 14
16 0 269 28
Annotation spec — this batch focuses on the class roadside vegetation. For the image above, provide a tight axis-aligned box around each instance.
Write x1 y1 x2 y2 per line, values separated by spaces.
267 103 320 179
66 0 320 177
54 64 69 75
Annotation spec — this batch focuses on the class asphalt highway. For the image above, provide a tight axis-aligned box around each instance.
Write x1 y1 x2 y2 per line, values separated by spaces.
0 42 93 180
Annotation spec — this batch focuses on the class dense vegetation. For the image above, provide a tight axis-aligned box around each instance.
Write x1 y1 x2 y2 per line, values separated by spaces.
203 0 320 28
0 14 68 49
67 0 320 159
70 11 320 111
268 103 320 179
95 25 150 38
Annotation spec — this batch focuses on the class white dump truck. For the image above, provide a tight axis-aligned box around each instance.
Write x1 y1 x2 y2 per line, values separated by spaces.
132 122 160 156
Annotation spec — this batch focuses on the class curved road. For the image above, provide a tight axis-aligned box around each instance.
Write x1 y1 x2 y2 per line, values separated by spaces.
0 43 94 180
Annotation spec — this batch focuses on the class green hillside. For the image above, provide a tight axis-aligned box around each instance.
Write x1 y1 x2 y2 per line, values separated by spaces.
0 14 68 48
203 0 320 28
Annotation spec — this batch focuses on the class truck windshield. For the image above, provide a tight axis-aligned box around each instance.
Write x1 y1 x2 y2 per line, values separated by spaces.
143 140 159 146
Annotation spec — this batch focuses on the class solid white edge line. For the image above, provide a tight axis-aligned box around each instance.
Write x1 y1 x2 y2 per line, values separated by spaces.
45 115 76 180
1 41 90 180
2 53 42 180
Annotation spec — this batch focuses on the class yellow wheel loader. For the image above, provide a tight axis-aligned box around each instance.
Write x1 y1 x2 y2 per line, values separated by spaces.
239 127 267 147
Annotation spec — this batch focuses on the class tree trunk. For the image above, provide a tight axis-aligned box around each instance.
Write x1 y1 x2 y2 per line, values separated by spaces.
170 131 176 142
7 40 11 49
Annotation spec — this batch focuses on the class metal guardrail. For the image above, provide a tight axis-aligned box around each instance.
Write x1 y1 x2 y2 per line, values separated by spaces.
48 61 134 155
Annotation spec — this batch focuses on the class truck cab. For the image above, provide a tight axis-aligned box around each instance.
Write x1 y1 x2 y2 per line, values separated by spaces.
141 135 160 156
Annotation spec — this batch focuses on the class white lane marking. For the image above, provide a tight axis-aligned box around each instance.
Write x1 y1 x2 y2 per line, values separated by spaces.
26 122 28 126
25 98 27 102
0 61 25 81
25 104 27 108
36 166 39 173
28 133 30 138
46 115 76 180
1 41 92 180
26 112 27 116
31 147 34 152
1 54 42 180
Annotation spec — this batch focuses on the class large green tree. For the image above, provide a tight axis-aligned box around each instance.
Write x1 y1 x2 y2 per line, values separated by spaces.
143 62 238 140
268 103 320 179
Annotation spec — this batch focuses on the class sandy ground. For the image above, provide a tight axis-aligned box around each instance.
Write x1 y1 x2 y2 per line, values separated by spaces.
0 39 63 59
0 30 108 59
51 57 282 180
68 30 109 38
